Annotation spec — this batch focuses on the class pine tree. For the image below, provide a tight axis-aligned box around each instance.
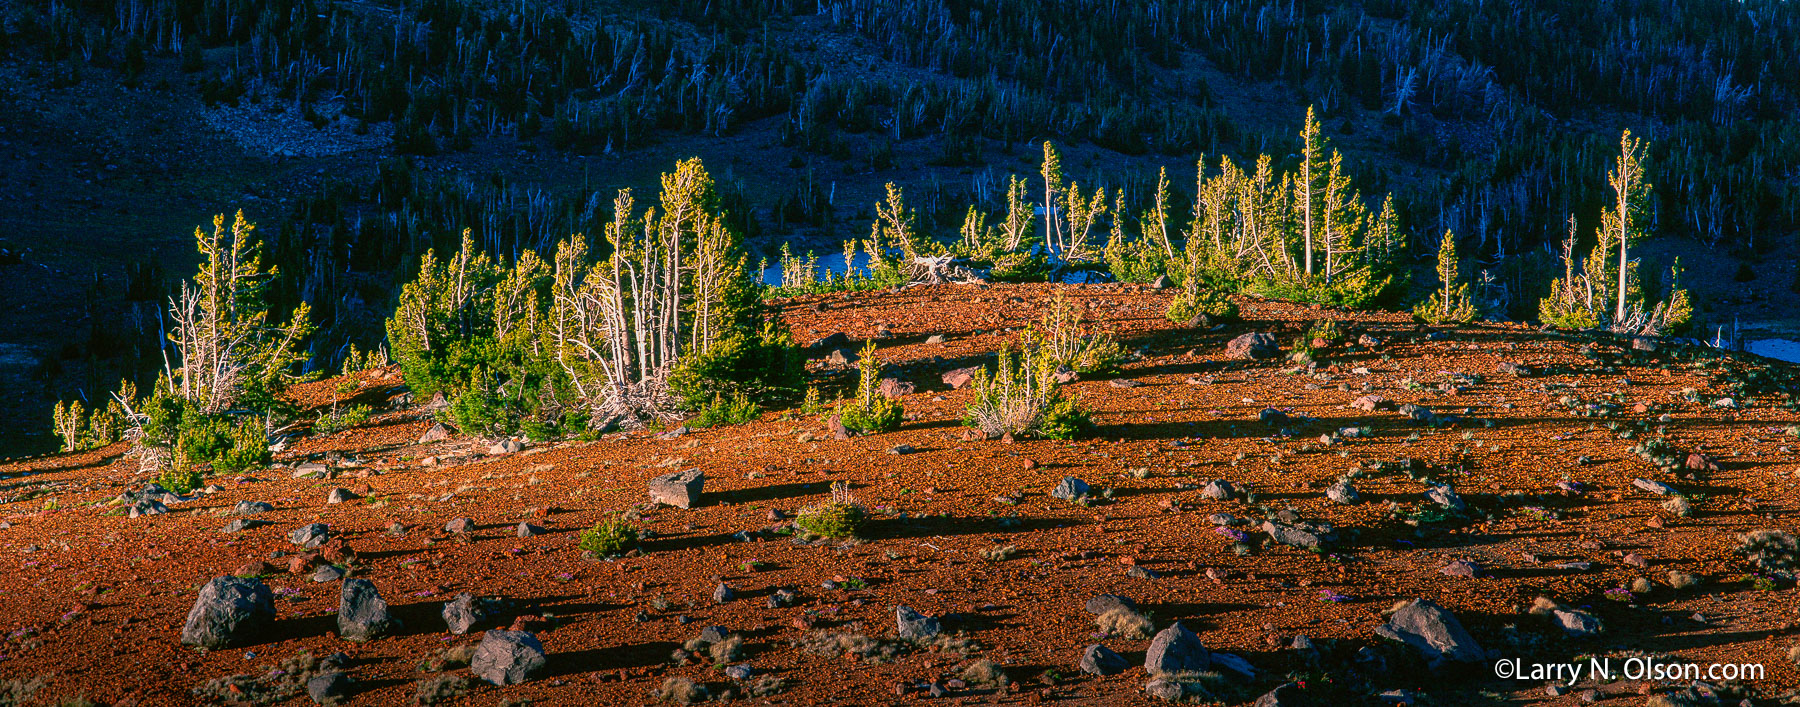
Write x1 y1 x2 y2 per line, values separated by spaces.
1604 129 1651 323
1415 231 1477 324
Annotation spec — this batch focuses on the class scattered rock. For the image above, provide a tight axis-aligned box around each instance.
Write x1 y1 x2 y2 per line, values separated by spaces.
1144 622 1211 674
648 468 705 509
293 462 330 479
325 488 360 504
1632 478 1680 496
233 501 273 515
444 518 476 534
1552 609 1604 636
1349 395 1388 412
1496 361 1533 377
311 565 347 583
877 377 916 399
180 576 276 649
1326 481 1361 505
417 423 452 444
305 671 354 705
925 334 947 345
1226 332 1279 360
488 438 524 455
516 522 545 538
1078 644 1130 676
1439 561 1480 578
1109 378 1141 388
1424 485 1466 511
1374 599 1484 665
1258 407 1289 426
713 584 736 604
1200 479 1236 501
826 348 859 366
470 630 547 686
895 605 940 640
222 518 267 533
942 366 983 389
1253 682 1312 707
129 499 168 518
1050 477 1091 502
1262 520 1335 550
289 523 330 548
887 445 916 455
443 592 489 635
1084 594 1136 616
337 578 397 641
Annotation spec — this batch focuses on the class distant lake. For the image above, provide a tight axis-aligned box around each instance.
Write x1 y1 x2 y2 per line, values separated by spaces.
1747 339 1800 364
761 251 871 286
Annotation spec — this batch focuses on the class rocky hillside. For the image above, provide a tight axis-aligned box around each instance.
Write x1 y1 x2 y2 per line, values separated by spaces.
0 284 1797 705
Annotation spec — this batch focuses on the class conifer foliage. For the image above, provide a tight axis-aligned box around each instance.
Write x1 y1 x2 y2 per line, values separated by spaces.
1414 232 1477 325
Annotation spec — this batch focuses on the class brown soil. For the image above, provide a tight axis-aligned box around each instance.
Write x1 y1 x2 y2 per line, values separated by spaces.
1 283 1797 705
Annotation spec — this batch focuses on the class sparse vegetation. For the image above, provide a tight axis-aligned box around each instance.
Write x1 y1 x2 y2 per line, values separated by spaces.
795 482 867 539
579 515 641 557
830 343 903 434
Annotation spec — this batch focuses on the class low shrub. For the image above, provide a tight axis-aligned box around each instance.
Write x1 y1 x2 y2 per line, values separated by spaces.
795 481 866 539
963 345 1091 440
831 343 903 434
691 393 760 428
579 515 641 556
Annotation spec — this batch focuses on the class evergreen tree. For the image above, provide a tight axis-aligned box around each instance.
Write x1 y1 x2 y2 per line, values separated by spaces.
1415 231 1477 324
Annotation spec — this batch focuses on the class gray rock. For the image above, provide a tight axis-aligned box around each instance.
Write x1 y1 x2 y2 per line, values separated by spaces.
443 592 488 634
697 626 731 644
444 517 476 534
516 522 544 537
826 348 859 367
1084 594 1135 615
488 438 524 455
311 564 347 583
233 500 273 515
180 576 275 649
1374 598 1484 665
417 423 452 444
1226 332 1279 360
1349 395 1388 412
289 523 330 548
1144 622 1211 674
1262 520 1334 550
1050 477 1091 502
925 334 948 345
1425 484 1466 511
1399 403 1437 424
1439 561 1480 578
1210 652 1257 679
325 488 360 504
1200 479 1236 501
305 671 354 705
129 499 168 518
337 579 397 642
722 664 754 681
1258 407 1289 425
895 605 940 640
222 518 267 533
293 462 330 479
470 630 547 686
1496 361 1533 376
1078 644 1130 675
648 468 705 509
1552 609 1604 636
1145 677 1186 702
1326 481 1361 505
713 584 736 603
1632 478 1680 496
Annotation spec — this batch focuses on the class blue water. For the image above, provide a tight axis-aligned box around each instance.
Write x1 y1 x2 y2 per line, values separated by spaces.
760 251 872 286
1747 339 1800 364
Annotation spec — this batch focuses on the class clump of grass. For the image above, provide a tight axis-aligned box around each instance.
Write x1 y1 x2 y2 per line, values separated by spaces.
651 677 710 704
1666 571 1701 590
579 515 641 557
416 644 477 672
958 659 1010 689
792 630 908 664
795 482 866 539
1096 607 1155 639
1737 530 1800 575
978 545 1017 562
679 632 745 665
192 652 331 705
413 675 470 706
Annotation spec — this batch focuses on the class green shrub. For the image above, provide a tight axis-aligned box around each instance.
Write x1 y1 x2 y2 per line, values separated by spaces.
692 393 760 428
963 344 1091 440
1026 293 1126 374
666 323 803 412
795 482 866 539
1414 231 1478 324
1166 288 1239 324
579 516 641 556
315 404 372 434
832 343 903 434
